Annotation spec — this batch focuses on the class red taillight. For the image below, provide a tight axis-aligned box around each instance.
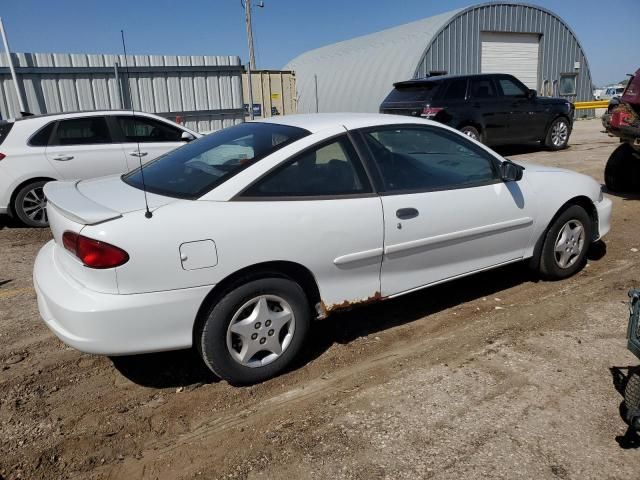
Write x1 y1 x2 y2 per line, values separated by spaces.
0 153 6 161
62 231 129 269
421 106 443 119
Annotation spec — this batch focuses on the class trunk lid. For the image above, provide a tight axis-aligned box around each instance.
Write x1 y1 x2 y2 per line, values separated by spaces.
44 175 175 225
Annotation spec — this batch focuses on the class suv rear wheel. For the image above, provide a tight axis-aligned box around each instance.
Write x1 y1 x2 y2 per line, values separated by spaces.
460 125 482 143
13 180 50 227
605 143 640 192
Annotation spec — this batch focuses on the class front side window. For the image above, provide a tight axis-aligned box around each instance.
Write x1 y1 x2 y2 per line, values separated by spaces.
498 77 528 97
242 136 371 197
117 116 183 142
559 74 577 96
52 117 111 145
123 122 309 199
469 78 497 99
363 127 498 192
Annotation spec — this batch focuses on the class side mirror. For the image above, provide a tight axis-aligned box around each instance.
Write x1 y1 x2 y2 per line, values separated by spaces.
181 131 196 142
527 89 537 99
501 160 524 182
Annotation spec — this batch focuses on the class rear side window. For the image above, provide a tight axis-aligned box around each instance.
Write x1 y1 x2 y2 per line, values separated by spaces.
29 122 54 146
117 116 183 142
384 83 439 103
469 78 497 99
51 117 112 145
0 122 14 146
242 136 371 197
442 79 468 100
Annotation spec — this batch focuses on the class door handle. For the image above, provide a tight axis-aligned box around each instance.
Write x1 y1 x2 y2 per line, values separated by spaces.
52 154 74 161
129 151 148 157
396 208 419 220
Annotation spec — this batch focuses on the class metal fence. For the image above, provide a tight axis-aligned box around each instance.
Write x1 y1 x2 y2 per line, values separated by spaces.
0 52 245 132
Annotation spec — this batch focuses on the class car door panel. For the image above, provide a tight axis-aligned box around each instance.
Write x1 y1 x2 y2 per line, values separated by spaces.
114 115 187 171
380 182 534 296
44 117 128 179
356 124 535 298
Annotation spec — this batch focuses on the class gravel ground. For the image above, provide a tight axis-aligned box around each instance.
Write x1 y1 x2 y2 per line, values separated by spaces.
1 119 639 480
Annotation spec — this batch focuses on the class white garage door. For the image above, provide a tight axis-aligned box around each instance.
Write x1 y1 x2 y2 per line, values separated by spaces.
481 32 540 89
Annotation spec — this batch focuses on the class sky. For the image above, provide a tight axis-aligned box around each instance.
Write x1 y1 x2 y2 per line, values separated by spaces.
1 0 636 87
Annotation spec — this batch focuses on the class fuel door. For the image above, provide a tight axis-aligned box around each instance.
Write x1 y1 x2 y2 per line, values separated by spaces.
179 240 218 270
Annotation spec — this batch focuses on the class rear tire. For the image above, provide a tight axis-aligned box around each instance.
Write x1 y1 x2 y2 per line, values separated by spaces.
460 125 482 143
13 180 50 227
604 143 639 192
539 205 592 280
544 117 570 150
197 277 311 385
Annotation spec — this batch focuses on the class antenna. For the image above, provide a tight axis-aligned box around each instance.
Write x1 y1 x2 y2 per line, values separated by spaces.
121 30 152 219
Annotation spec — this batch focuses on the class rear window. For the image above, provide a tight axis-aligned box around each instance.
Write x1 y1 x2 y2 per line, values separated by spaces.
384 83 439 103
123 122 310 199
0 122 14 146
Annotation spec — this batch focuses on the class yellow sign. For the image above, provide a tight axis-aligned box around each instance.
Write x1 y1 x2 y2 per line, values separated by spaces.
271 93 281 100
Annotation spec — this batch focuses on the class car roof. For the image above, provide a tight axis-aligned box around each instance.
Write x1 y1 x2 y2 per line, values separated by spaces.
13 109 156 122
253 112 436 133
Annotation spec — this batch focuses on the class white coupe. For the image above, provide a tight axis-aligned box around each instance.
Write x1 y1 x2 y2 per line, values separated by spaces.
34 113 612 384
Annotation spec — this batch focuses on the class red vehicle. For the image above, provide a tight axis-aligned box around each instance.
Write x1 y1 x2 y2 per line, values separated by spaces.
604 69 640 192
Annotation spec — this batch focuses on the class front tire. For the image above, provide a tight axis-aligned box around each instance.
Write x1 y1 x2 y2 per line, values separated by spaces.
13 180 50 227
544 117 570 150
539 205 592 279
197 277 311 385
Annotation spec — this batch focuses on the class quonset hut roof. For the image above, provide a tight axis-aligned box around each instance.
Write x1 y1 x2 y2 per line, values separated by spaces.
284 8 462 113
285 2 594 113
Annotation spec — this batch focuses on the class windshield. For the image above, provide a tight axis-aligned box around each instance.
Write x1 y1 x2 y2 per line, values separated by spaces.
123 122 310 199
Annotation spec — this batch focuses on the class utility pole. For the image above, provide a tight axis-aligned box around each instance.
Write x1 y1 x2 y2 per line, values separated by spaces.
242 1 263 120
244 1 257 71
0 17 26 116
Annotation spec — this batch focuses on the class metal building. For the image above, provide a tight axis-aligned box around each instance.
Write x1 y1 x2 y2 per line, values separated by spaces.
285 2 594 114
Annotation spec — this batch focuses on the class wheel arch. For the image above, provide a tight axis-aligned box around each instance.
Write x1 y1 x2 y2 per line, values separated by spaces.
9 176 56 216
528 195 598 270
193 260 322 341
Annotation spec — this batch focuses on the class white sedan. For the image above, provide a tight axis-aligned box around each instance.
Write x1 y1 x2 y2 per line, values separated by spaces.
34 113 612 384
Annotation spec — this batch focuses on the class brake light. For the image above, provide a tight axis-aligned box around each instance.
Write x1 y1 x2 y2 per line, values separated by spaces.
421 106 443 119
62 231 129 269
0 153 5 161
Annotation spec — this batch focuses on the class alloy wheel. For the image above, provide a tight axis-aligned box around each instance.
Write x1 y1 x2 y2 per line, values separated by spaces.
21 186 48 226
551 120 568 147
553 219 585 269
226 295 296 368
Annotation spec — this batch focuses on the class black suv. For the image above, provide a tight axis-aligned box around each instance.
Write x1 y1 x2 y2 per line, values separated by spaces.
380 73 574 150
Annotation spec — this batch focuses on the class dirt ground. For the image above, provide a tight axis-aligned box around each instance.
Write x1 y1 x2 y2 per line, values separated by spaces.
1 119 640 480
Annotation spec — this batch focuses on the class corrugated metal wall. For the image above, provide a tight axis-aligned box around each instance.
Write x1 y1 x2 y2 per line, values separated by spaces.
417 3 594 116
0 52 245 132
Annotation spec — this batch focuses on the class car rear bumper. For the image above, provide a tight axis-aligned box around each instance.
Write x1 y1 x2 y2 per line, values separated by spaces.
34 240 213 355
595 197 613 240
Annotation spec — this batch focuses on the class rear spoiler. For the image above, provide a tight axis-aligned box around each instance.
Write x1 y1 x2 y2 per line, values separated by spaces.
44 181 122 225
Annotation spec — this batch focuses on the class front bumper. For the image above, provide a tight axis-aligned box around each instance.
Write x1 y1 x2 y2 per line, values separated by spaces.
595 197 613 240
34 240 213 355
